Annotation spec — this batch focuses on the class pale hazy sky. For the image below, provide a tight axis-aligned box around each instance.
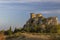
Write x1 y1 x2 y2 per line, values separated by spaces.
0 0 60 30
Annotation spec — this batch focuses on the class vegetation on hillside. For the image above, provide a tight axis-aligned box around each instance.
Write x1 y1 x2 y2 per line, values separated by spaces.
0 24 60 36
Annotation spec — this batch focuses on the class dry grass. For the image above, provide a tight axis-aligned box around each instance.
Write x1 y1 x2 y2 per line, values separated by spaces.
5 33 60 40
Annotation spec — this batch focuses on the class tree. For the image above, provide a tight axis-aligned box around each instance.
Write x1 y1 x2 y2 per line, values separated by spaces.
56 24 60 33
4 26 13 35
44 24 58 33
14 27 21 33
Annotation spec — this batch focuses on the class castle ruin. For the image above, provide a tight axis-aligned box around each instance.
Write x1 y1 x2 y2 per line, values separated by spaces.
23 13 58 31
30 13 43 18
26 13 58 25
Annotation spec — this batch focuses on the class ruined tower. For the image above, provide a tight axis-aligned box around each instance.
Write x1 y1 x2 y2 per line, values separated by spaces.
30 13 43 18
36 13 42 18
30 13 36 18
52 17 58 25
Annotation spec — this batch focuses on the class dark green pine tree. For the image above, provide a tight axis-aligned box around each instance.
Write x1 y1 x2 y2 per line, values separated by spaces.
7 26 12 35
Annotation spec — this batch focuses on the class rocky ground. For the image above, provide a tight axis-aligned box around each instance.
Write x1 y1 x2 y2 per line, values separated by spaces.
0 33 5 40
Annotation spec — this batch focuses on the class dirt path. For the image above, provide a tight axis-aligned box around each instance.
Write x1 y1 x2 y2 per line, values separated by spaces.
6 33 53 40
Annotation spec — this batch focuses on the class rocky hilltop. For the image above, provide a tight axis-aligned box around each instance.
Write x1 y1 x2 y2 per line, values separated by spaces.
23 13 58 33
